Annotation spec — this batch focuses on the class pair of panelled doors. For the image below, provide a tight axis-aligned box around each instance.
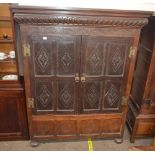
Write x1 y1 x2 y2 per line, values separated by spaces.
28 34 131 115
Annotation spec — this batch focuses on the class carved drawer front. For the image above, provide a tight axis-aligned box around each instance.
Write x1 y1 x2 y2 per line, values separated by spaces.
78 119 101 135
32 113 124 138
55 120 77 136
32 119 78 136
136 120 155 135
101 118 122 133
33 120 55 136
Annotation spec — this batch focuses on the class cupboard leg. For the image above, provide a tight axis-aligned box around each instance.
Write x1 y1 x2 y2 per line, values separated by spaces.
130 135 135 143
130 125 136 143
114 138 123 144
30 141 40 147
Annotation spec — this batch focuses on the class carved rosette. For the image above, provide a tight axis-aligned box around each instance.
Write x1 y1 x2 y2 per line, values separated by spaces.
14 14 148 27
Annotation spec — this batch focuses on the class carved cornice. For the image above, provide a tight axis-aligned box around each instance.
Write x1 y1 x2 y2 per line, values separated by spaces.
14 14 148 28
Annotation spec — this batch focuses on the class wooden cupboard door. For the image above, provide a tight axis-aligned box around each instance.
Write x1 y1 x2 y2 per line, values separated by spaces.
28 35 81 114
81 36 131 113
0 90 28 140
0 97 20 133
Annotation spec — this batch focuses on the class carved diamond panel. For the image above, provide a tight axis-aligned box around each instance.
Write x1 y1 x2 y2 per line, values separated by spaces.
106 84 120 106
86 43 104 75
39 86 50 107
58 41 75 75
61 52 72 71
89 50 100 68
36 45 49 72
35 80 53 111
34 41 55 75
87 84 98 108
84 82 100 110
58 82 74 110
105 42 128 75
111 47 123 73
104 81 122 109
61 89 72 107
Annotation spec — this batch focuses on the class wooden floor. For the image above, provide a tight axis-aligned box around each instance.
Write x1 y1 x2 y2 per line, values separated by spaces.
0 127 153 151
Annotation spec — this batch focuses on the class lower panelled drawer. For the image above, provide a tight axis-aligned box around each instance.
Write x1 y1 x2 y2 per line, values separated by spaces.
136 120 155 135
31 113 124 140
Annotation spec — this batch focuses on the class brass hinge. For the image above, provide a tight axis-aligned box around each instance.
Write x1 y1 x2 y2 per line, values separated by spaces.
23 44 30 57
129 46 137 58
121 96 129 106
28 98 34 108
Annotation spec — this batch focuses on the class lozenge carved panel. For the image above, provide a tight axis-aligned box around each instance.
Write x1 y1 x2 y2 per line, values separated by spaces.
82 81 102 111
105 41 130 76
34 79 54 112
86 43 105 75
57 41 75 76
103 80 122 110
57 81 75 111
32 39 55 76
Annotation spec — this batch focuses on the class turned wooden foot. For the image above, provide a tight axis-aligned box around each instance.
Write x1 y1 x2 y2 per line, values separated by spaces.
30 141 40 147
114 138 123 144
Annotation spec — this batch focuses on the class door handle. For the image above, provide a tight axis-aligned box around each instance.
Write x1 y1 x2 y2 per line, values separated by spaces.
75 73 80 82
81 73 86 82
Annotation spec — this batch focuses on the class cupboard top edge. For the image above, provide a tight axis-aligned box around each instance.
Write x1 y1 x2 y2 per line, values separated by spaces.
10 5 153 18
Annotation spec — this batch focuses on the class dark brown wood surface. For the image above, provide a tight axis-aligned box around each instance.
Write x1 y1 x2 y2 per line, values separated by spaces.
27 34 132 114
0 85 29 140
11 6 152 143
29 35 80 114
31 106 127 141
126 16 155 143
81 36 131 113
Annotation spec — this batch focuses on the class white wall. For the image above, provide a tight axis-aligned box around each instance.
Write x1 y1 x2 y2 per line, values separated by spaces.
1 0 155 12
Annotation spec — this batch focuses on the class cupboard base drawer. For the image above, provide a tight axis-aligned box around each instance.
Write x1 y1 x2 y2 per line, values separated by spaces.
136 119 155 136
130 116 155 142
31 107 127 141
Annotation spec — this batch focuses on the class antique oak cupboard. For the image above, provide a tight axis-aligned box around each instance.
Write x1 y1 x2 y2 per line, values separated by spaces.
127 16 155 142
11 6 152 146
